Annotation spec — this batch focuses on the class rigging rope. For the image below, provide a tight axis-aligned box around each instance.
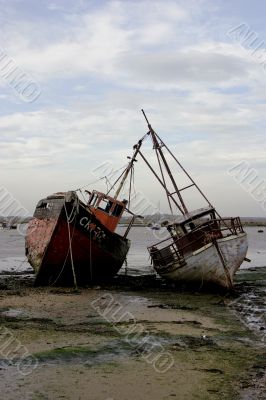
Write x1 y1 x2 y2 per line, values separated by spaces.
74 164 128 192
106 166 128 196
50 201 78 287
65 202 78 289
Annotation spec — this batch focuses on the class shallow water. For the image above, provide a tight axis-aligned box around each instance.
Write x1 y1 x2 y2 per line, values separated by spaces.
0 225 265 274
241 226 266 269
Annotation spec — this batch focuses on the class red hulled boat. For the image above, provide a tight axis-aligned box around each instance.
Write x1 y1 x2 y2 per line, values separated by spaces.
25 141 143 286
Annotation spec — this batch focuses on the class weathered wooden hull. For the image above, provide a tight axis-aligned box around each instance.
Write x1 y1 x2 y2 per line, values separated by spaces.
25 192 130 286
153 233 248 288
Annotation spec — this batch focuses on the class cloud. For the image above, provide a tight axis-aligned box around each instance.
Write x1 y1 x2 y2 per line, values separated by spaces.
0 0 190 81
116 49 250 90
0 0 266 216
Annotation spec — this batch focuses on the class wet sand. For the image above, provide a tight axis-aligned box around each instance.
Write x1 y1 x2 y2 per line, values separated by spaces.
0 267 265 400
0 228 265 399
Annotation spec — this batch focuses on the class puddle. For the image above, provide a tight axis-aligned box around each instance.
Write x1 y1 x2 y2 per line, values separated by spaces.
0 257 31 274
228 290 266 342
1 309 26 318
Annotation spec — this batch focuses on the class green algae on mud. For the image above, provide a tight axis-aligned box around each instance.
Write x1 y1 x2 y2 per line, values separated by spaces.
33 340 134 367
0 268 265 399
235 266 266 283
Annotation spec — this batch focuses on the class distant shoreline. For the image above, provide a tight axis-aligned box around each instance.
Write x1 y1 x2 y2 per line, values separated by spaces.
1 218 266 228
119 222 266 227
242 222 266 227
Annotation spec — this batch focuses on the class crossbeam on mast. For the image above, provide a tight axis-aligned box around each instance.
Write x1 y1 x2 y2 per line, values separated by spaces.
138 150 184 215
142 109 188 214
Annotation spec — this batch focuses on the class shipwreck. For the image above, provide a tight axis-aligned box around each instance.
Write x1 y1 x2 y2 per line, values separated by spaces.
139 110 248 289
25 142 143 286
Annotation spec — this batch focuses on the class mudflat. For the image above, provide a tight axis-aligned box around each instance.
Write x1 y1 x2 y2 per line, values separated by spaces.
0 268 265 400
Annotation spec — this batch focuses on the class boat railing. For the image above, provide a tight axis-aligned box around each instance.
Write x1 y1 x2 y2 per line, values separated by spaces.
149 231 206 262
148 217 245 265
149 238 185 267
191 217 244 236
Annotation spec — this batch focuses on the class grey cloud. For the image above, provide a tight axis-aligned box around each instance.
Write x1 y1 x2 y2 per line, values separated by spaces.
117 51 249 87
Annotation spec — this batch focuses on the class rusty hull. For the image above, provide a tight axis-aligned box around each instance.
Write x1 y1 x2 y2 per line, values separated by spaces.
25 192 130 286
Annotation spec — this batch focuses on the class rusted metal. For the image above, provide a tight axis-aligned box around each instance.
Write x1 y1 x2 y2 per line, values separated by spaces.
25 138 149 286
153 130 213 209
154 142 174 215
25 126 154 287
26 191 131 286
142 109 188 214
138 150 184 214
148 216 247 288
141 110 248 288
26 111 248 289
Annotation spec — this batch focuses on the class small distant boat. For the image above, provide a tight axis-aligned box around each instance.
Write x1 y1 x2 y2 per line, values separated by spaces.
25 143 143 286
9 224 17 230
139 110 248 289
258 229 264 233
148 222 161 230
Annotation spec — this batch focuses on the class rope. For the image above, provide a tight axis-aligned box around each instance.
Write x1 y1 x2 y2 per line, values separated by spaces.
104 175 113 192
64 202 78 289
131 167 137 205
106 166 128 196
50 201 78 287
74 176 106 191
74 164 128 192
89 229 93 282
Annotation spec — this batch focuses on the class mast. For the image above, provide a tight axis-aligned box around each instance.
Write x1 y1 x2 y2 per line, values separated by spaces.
142 109 188 214
113 137 145 200
154 132 213 209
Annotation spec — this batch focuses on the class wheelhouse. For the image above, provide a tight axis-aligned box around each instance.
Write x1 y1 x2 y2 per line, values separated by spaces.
149 206 244 266
168 207 217 235
87 190 127 232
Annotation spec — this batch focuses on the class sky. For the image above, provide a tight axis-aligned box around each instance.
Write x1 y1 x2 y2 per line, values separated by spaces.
1 0 266 217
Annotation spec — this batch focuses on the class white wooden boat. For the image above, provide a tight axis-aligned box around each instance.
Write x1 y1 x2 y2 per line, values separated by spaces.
139 110 248 289
148 207 248 288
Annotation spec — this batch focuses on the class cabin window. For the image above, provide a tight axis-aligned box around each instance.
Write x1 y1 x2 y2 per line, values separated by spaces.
97 198 108 211
38 202 52 210
105 201 113 213
170 225 183 237
89 194 97 207
189 222 195 230
184 221 198 232
96 198 116 215
183 224 188 233
112 204 123 217
183 213 215 233
93 195 125 217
